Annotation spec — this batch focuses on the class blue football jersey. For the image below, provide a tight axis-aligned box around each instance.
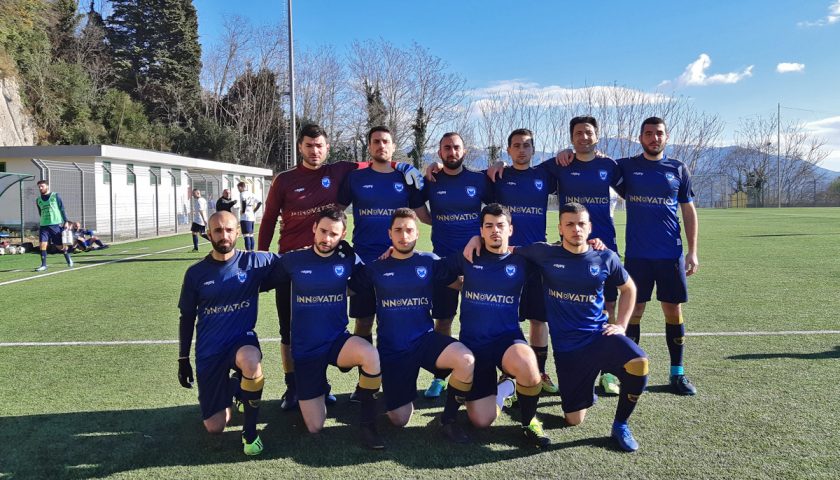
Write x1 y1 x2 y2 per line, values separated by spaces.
448 250 530 348
178 251 282 363
516 243 629 352
337 168 425 262
618 155 693 259
352 252 457 356
423 169 494 256
492 165 556 246
544 156 622 251
276 248 363 361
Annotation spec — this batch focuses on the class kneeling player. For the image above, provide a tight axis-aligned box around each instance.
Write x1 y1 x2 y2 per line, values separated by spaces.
177 211 279 455
453 204 549 447
352 208 475 442
276 208 383 449
516 203 648 452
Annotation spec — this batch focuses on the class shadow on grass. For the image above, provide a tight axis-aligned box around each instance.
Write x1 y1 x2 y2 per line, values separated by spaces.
727 345 840 360
0 392 582 478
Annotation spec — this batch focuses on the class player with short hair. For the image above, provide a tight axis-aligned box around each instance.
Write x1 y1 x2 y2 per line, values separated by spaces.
490 129 558 394
216 189 237 213
70 221 107 252
619 117 699 396
190 189 209 252
237 181 262 252
417 132 494 399
275 208 384 449
515 202 647 452
177 211 278 456
452 203 550 447
34 180 72 271
336 126 428 349
351 208 475 442
257 123 422 410
545 116 625 395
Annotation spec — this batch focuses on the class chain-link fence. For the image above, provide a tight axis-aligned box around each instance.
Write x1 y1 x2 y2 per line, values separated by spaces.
18 159 268 243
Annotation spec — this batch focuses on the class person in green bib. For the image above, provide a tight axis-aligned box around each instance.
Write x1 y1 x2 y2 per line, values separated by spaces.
35 180 73 271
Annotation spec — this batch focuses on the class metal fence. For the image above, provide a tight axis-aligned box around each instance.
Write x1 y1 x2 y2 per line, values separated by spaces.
16 159 267 243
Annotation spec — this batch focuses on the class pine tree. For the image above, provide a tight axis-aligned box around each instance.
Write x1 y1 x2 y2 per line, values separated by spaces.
107 0 201 126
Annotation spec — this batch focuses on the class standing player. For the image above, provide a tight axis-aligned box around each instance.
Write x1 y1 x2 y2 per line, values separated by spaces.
352 208 475 442
257 124 422 410
190 189 209 252
516 203 647 452
491 129 558 394
452 203 549 447
215 189 237 213
618 117 699 395
237 181 262 252
275 208 384 449
336 125 428 346
418 132 493 398
177 211 275 456
545 116 624 395
34 180 73 271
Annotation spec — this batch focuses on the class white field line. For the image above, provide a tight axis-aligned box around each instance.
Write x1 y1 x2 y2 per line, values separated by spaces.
0 244 200 287
1 330 839 348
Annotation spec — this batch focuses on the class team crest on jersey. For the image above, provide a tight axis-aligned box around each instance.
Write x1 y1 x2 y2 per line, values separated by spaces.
415 266 428 278
333 265 345 277
534 179 544 191
393 182 404 193
465 186 477 197
589 265 600 277
237 270 248 283
505 264 517 277
599 169 608 180
665 172 675 180
321 176 331 188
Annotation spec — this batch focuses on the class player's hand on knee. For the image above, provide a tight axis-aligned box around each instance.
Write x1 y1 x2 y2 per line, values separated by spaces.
602 323 625 336
178 358 194 388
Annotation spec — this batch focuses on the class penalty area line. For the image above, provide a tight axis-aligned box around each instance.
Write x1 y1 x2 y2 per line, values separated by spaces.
2 331 840 348
0 244 200 287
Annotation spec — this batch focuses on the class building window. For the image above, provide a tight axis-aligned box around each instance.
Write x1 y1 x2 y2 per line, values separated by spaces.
127 163 135 185
150 166 161 185
171 168 182 186
0 162 6 172
227 174 234 189
103 161 111 184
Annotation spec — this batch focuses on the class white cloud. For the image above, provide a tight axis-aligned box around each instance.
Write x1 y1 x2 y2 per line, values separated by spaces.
776 62 805 73
804 116 840 172
797 1 840 27
466 80 672 109
660 54 753 88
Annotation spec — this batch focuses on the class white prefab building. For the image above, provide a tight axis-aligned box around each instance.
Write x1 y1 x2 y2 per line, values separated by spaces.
0 145 273 241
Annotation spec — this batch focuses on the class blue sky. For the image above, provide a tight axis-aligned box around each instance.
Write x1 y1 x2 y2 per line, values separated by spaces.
193 0 840 171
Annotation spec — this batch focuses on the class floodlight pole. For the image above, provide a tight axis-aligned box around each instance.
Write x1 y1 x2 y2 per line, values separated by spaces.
287 0 297 168
776 103 781 208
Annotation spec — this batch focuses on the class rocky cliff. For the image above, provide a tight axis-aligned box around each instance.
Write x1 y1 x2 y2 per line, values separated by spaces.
0 76 36 146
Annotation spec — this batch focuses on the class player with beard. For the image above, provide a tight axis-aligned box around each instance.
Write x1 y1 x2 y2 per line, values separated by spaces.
177 211 280 456
257 124 423 411
351 208 475 443
415 132 493 399
514 203 648 452
336 126 428 357
274 208 384 449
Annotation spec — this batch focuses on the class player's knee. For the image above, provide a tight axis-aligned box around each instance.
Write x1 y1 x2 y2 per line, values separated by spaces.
564 415 584 427
624 357 649 377
203 417 226 434
468 410 495 429
520 369 541 388
306 424 324 434
387 411 411 428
